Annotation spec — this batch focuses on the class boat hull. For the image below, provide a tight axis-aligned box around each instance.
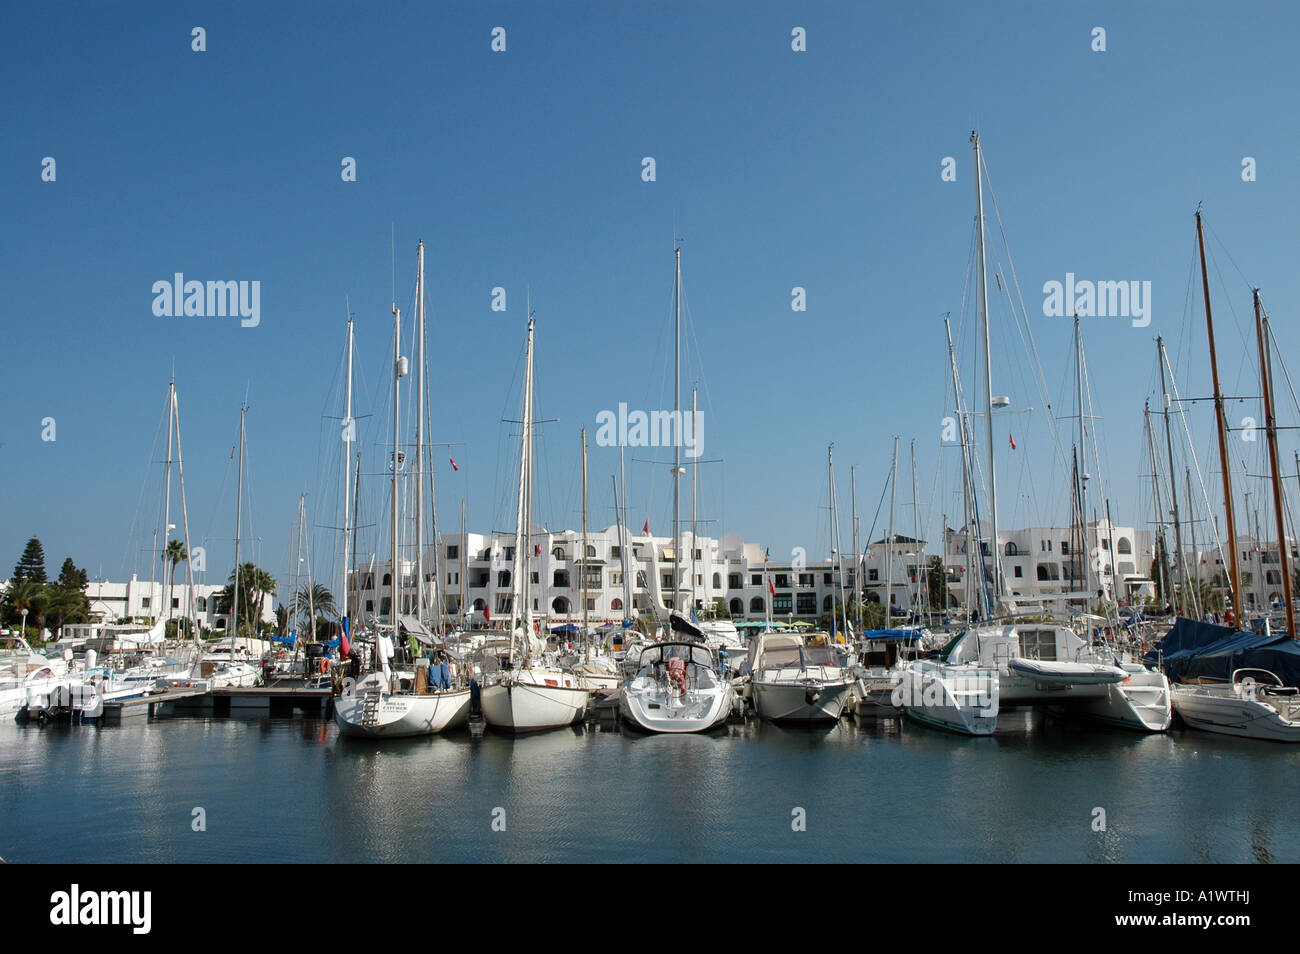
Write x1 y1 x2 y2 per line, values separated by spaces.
752 679 852 723
898 662 998 736
480 674 590 733
1073 669 1172 732
619 684 732 733
1171 686 1300 742
334 688 472 738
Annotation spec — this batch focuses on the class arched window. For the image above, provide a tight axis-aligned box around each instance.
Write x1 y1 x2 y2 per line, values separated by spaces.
729 598 743 616
586 545 597 558
382 573 392 587
551 596 571 614
611 598 623 612
1037 565 1050 581
712 573 721 590
552 547 566 561
1005 542 1018 557
1118 537 1133 554
196 597 207 612
472 598 486 611
749 597 765 613
497 570 511 588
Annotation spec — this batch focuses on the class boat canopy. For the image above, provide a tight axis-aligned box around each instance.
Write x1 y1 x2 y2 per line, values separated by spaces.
1150 617 1300 685
636 642 715 669
668 612 706 640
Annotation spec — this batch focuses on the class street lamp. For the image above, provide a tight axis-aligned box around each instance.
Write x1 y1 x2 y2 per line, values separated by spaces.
20 608 28 641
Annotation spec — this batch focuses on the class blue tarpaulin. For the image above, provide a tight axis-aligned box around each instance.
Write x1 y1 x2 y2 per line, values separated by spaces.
861 629 925 641
1148 617 1300 684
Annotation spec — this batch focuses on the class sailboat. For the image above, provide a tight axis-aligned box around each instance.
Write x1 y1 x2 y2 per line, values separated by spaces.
335 241 471 738
478 313 592 733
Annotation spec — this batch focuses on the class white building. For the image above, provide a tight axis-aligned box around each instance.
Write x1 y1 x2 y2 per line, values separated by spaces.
82 573 275 633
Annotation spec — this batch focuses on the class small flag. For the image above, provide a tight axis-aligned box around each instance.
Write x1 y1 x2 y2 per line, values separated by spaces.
483 605 491 622
1009 433 1017 450
450 457 458 471
764 547 771 563
535 544 541 556
642 519 650 535
768 579 776 596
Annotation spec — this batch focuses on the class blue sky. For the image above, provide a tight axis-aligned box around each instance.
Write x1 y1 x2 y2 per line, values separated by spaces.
4 1 1299 596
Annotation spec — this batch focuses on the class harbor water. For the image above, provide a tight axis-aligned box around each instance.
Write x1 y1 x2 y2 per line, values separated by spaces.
1 712 1295 863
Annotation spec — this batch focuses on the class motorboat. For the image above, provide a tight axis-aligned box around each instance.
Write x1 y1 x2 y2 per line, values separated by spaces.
1171 668 1300 742
746 632 853 724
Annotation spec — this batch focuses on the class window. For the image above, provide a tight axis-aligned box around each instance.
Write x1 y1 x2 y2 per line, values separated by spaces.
586 598 596 611
729 573 742 589
799 573 814 587
869 569 879 581
612 598 623 611
796 593 817 615
1102 539 1110 551
1061 542 1069 555
494 595 513 615
1005 542 1019 556
382 573 392 587
497 570 511 588
729 598 743 615
822 595 833 611
197 597 207 611
823 573 832 585
1019 628 1057 661
775 574 789 588
586 545 597 558
446 544 459 560
531 572 538 584
583 566 601 589
751 574 762 586
713 573 722 589
1014 566 1023 578
142 597 151 608
553 570 571 588
662 574 674 589
773 594 792 614
611 546 622 559
552 547 567 560
611 571 623 586
694 549 702 560
365 600 374 613
551 596 571 613
172 597 179 609
503 547 515 562
750 597 765 613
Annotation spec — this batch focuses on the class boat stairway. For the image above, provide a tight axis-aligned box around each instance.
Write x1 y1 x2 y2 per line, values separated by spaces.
360 687 383 727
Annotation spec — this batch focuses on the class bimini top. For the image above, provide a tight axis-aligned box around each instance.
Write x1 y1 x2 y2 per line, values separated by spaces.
636 642 715 669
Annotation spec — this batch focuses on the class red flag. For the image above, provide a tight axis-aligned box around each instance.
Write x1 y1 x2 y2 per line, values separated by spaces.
483 605 491 622
642 519 649 535
768 579 776 596
450 457 458 471
535 544 541 556
1008 434 1017 450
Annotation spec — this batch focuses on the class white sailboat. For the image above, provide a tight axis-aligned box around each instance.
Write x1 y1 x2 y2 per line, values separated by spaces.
335 241 471 738
620 639 732 732
479 312 592 733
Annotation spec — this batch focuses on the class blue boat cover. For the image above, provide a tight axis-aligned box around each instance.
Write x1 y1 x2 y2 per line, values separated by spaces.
861 629 924 641
1148 617 1300 684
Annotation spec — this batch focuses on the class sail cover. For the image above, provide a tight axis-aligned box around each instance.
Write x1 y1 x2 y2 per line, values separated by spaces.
1149 617 1300 685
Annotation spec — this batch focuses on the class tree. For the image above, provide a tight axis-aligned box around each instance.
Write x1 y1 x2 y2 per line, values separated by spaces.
4 577 49 634
292 582 336 636
13 537 47 583
226 563 277 635
926 555 949 610
163 539 187 622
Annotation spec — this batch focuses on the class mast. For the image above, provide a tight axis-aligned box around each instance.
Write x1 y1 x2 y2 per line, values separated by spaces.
232 405 246 651
1075 315 1092 600
342 309 354 636
945 315 977 619
392 301 404 647
886 436 898 624
1196 209 1243 625
672 246 682 614
509 315 535 662
162 376 175 626
1256 291 1294 636
414 241 426 627
910 439 921 616
1143 402 1173 610
691 386 698 616
1157 337 1187 615
619 445 632 618
972 132 1002 605
173 385 198 647
459 500 467 629
851 465 859 632
581 426 589 640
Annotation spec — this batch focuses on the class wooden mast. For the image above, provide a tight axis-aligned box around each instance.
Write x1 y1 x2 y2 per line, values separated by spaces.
1255 290 1294 636
1196 209 1242 625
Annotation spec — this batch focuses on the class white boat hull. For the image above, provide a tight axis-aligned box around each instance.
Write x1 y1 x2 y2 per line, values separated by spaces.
334 686 472 738
898 661 999 736
1074 669 1172 732
480 671 590 733
1172 685 1300 742
620 682 732 733
752 679 852 723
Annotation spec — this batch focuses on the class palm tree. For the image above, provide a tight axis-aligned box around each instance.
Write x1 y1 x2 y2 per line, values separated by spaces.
225 563 277 637
163 539 187 623
4 578 49 636
292 582 336 638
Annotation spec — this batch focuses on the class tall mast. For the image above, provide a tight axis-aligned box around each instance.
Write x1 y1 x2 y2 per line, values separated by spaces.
232 405 246 651
414 241 426 626
886 436 898 624
945 315 976 619
618 446 632 619
510 315 535 661
672 246 682 614
1196 209 1243 625
162 376 175 625
172 385 198 646
1256 292 1294 636
459 499 467 628
1143 402 1173 609
911 439 921 616
1157 337 1187 615
851 465 859 632
342 309 354 633
581 426 589 639
972 132 1002 605
691 385 698 615
1075 315 1091 600
392 301 404 640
